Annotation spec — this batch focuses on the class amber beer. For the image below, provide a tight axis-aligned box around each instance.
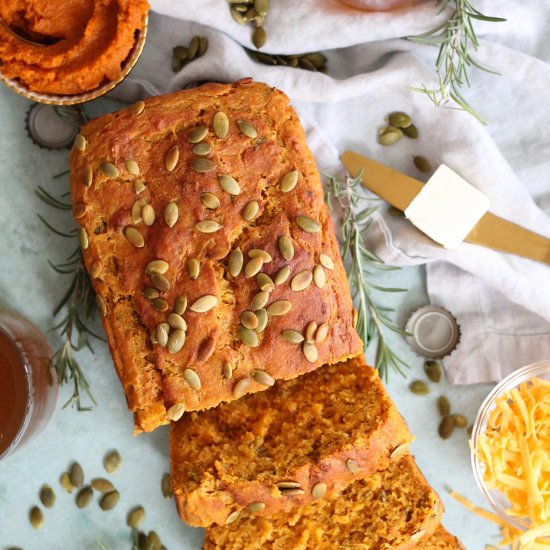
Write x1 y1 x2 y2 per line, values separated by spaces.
0 311 57 459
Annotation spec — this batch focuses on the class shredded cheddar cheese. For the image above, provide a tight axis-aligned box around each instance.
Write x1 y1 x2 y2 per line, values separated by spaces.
454 375 550 549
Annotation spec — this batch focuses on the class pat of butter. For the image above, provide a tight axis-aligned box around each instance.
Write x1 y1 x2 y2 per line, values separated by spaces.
404 164 490 249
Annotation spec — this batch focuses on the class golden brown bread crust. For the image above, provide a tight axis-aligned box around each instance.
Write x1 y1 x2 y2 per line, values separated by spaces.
170 356 413 527
423 526 465 549
202 455 442 550
69 81 362 432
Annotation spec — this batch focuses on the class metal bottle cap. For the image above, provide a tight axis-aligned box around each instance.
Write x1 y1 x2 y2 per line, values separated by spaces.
405 305 460 359
26 104 79 149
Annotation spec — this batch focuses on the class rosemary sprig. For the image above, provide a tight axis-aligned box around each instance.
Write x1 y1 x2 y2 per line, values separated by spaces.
325 173 409 381
408 0 505 123
36 181 101 411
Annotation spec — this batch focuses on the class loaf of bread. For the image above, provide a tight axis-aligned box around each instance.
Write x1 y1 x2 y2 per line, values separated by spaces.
202 454 442 549
170 355 412 526
423 526 466 549
69 81 363 432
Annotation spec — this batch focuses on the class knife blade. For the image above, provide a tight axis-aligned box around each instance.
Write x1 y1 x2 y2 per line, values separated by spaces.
341 150 550 265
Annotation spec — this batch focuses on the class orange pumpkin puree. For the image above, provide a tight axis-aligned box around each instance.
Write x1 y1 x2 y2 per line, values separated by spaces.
0 0 149 95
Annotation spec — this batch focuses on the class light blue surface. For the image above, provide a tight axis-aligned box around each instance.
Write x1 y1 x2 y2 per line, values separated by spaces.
0 87 500 549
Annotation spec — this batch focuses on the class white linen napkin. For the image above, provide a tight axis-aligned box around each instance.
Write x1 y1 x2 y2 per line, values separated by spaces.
110 0 550 384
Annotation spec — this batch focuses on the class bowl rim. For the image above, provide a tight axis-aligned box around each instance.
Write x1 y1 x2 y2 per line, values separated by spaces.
0 14 148 105
470 359 550 531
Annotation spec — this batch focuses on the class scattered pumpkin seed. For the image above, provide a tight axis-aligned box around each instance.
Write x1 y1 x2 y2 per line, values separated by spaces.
424 360 442 383
83 164 93 186
152 298 169 312
183 368 202 389
409 380 430 395
239 325 259 347
282 329 304 344
173 45 188 61
186 258 200 280
125 159 140 176
280 170 298 193
78 226 89 250
267 300 292 316
134 179 146 194
188 126 209 143
225 510 240 525
311 482 327 499
254 0 269 16
413 155 432 173
174 295 188 315
390 443 410 460
437 396 450 417
255 308 268 332
388 112 412 128
193 142 212 156
165 145 179 172
290 270 312 292
378 126 403 146
315 322 329 343
167 329 186 353
103 450 121 473
219 174 241 195
247 501 265 513
125 226 144 248
164 201 179 227
346 458 360 474
74 133 87 151
233 378 251 398
142 204 155 226
278 235 294 261
305 321 317 343
155 324 169 348
256 273 274 292
237 120 258 138
295 215 321 233
303 342 318 363
201 192 220 210
240 310 259 330
39 485 55 508
452 414 468 428
151 272 171 292
168 313 187 331
198 36 208 56
127 506 145 528
313 265 326 288
251 291 269 310
228 248 244 277
96 295 107 316
252 369 274 386
60 472 75 493
245 256 264 278
166 403 185 421
100 161 119 179
188 36 199 60
213 111 229 138
99 490 120 511
223 362 233 379
161 473 173 498
439 416 455 439
69 462 84 488
195 220 223 233
76 486 93 509
192 158 217 173
190 294 218 312
91 478 114 493
29 506 43 529
402 124 419 139
243 200 259 221
274 265 291 285
252 26 267 49
130 101 145 116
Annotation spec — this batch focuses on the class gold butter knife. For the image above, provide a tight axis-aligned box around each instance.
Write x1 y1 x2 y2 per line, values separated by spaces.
341 150 550 265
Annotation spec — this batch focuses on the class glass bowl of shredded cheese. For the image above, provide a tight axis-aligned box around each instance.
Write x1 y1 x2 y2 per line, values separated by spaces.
471 360 550 544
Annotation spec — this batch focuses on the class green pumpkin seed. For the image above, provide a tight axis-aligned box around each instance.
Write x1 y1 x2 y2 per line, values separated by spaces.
409 380 430 395
213 111 229 138
91 478 114 493
78 226 89 250
225 510 241 525
192 157 217 173
251 291 269 310
280 170 298 193
168 313 187 331
303 52 327 68
164 202 179 228
223 362 233 379
125 158 140 176
142 204 155 226
39 485 55 508
184 368 202 389
83 164 93 186
125 226 144 248
99 490 120 511
378 127 403 146
76 486 93 509
413 155 431 173
195 220 222 233
198 36 208 56
282 329 304 344
161 473 173 498
29 506 43 529
219 174 241 195
233 378 251 398
252 369 274 386
151 272 170 292
167 329 186 353
305 321 317 343
252 26 267 49
173 45 189 61
274 265 291 285
424 360 442 383
239 325 259 347
155 324 169 348
74 133 87 151
96 295 107 317
152 298 169 312
165 145 179 172
452 414 468 428
228 248 244 277
280 487 305 496
243 200 259 221
70 462 84 488
103 450 121 473
256 273 274 292
166 403 185 421
130 101 145 116
248 249 272 262
346 458 360 474
193 142 212 156
190 294 218 312
295 215 320 233
313 265 326 288
134 179 146 194
240 310 259 330
402 124 419 139
147 531 162 550
247 501 265 513
319 253 334 270
276 480 300 489
186 258 200 280
290 270 312 292
201 192 220 209
174 295 188 315
60 472 75 493
100 161 119 179
245 256 264 278
188 126 209 143
315 322 329 343
127 506 145 528
230 7 246 24
146 260 169 275
255 308 268 333
388 112 412 128
439 416 455 439
303 342 318 363
254 0 269 14
267 300 292 316
278 235 294 261
311 482 327 499
237 120 257 138
131 198 147 224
